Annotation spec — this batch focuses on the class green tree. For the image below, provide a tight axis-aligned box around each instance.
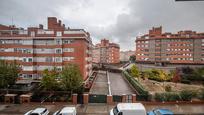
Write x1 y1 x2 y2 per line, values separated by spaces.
146 69 171 82
41 68 59 91
130 64 140 79
0 60 20 88
129 55 136 63
61 64 83 94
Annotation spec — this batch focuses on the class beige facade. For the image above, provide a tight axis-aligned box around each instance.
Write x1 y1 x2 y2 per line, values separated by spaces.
120 50 135 62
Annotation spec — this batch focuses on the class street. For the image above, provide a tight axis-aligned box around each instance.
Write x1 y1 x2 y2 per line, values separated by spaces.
0 103 204 115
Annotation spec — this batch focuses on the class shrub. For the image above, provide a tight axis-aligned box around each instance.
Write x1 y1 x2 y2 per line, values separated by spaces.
146 69 172 82
180 90 197 101
165 85 172 92
155 92 181 102
155 93 166 102
123 71 148 95
200 89 204 100
165 93 181 101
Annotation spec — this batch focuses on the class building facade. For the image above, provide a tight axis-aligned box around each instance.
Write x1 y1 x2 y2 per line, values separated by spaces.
120 50 135 62
136 26 204 64
0 17 92 80
93 39 120 64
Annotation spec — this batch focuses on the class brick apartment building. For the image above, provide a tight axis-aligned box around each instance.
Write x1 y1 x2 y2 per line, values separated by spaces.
136 26 204 64
0 17 92 80
93 39 120 64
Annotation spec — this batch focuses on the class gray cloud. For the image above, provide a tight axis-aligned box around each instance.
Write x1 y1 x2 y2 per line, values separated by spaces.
0 0 204 51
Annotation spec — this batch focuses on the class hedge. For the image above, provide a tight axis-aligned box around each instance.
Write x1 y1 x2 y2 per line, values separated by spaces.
122 70 148 95
155 90 197 102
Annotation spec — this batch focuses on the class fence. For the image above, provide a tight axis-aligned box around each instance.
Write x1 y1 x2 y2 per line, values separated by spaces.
112 95 122 102
89 94 107 103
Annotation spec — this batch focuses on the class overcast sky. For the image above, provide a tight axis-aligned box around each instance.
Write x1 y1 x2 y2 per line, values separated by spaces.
0 0 204 51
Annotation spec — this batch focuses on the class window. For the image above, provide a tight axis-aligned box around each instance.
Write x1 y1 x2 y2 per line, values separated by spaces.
63 57 75 61
45 57 53 62
14 48 18 52
155 44 160 47
0 40 5 44
23 58 27 62
57 67 62 71
155 58 161 61
63 40 70 44
30 31 35 37
56 49 62 54
28 58 32 62
0 48 5 52
145 36 149 39
63 48 74 52
55 57 62 62
63 39 74 44
145 41 149 43
144 49 149 52
23 49 32 53
56 31 62 36
56 39 62 45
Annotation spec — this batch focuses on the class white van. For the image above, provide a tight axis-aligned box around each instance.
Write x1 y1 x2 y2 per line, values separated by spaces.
53 107 76 115
24 108 49 115
110 103 146 115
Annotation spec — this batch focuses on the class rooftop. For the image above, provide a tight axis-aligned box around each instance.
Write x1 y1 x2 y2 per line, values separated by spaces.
60 107 76 113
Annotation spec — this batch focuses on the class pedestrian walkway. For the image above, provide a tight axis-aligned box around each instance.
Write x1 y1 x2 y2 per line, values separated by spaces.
109 72 135 95
89 71 109 95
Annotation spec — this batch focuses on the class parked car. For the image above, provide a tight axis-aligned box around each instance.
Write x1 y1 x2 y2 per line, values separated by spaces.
24 107 49 115
53 107 77 115
110 103 146 115
147 108 173 115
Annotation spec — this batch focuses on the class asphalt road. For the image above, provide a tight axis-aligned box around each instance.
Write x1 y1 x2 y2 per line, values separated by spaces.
0 103 204 115
109 72 135 95
89 71 109 95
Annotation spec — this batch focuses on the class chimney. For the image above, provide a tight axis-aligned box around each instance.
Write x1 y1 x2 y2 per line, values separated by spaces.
58 20 61 26
149 26 162 36
48 17 57 29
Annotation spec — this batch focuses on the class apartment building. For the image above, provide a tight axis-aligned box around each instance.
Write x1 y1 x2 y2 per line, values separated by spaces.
0 17 92 80
136 26 204 64
120 50 135 62
93 39 120 64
